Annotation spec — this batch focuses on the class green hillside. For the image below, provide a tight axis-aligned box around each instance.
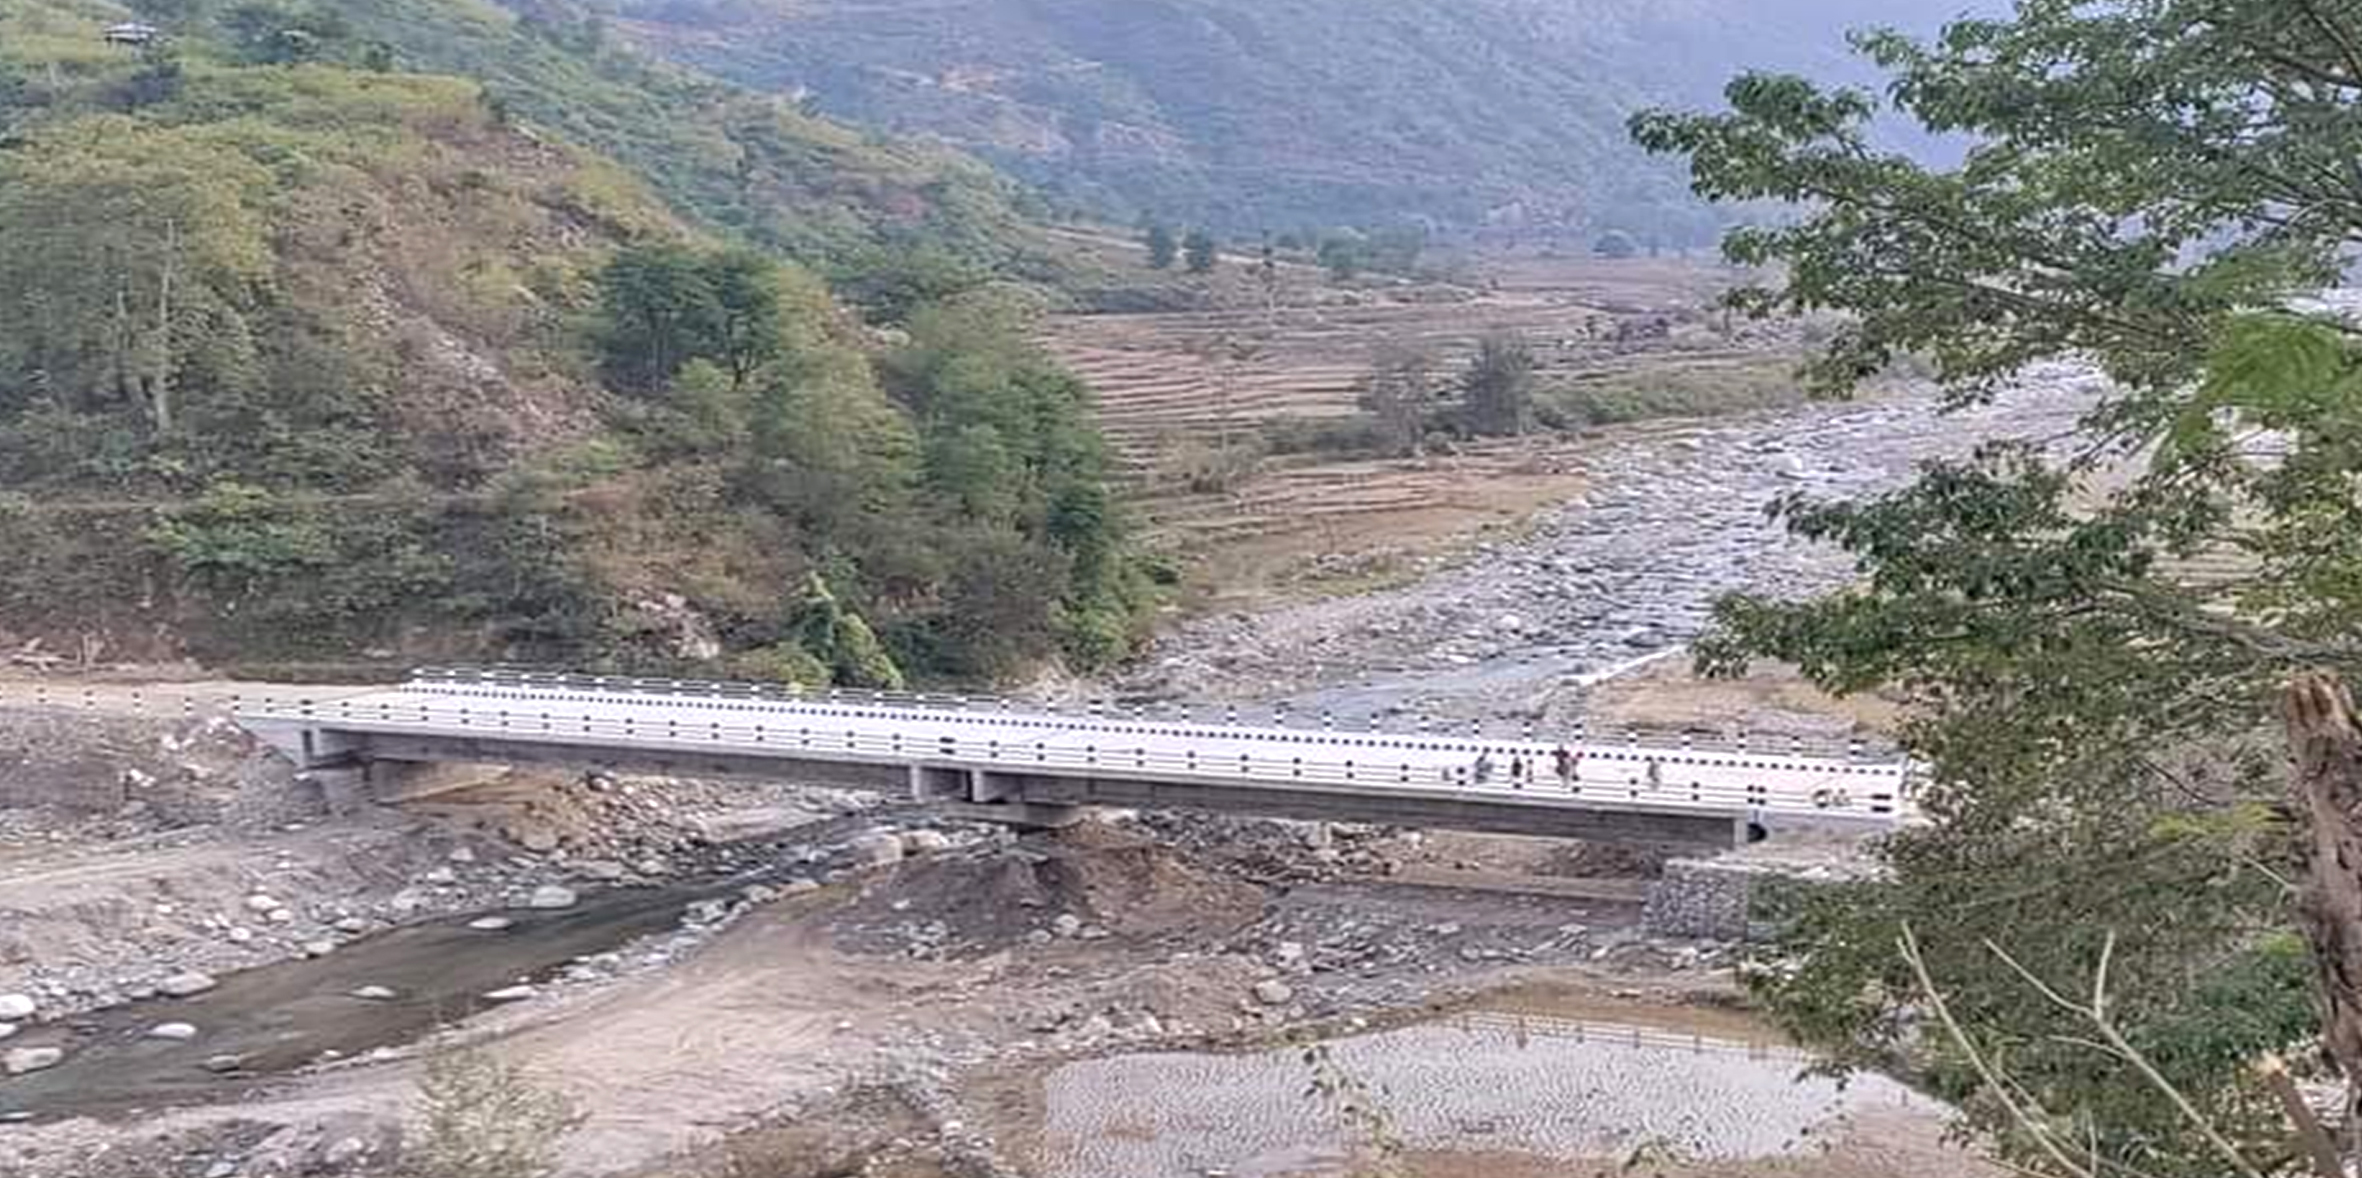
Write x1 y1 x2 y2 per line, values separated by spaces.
612 0 1962 243
0 0 1153 682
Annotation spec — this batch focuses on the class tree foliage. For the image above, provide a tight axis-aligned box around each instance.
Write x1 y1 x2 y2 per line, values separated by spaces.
1183 228 1218 274
1635 1 2362 1173
1458 332 1534 437
1143 223 1178 270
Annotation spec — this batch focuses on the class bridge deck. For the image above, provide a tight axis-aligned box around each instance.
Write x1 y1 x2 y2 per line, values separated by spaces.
237 672 1912 836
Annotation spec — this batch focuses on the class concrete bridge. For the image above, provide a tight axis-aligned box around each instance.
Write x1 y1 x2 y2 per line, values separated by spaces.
236 669 1915 848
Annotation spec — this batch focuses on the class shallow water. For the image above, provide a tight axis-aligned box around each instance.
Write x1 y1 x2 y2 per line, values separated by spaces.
1033 1011 1936 1177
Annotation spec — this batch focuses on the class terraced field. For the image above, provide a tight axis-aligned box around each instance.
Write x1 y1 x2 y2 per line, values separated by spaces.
1041 249 1808 608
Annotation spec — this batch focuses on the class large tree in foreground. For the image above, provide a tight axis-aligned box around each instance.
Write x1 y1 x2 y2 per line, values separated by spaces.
1632 2 2362 1174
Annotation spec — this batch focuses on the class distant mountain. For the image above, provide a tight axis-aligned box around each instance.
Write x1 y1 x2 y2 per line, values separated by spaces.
611 0 1969 243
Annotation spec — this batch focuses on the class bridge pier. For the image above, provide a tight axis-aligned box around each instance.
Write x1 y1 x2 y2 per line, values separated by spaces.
910 765 1087 829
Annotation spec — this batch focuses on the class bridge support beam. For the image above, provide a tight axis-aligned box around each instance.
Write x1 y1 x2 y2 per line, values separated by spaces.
909 765 1087 828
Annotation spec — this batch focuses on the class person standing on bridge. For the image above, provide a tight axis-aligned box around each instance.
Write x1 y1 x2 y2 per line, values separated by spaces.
1644 758 1663 790
1552 745 1576 787
1508 753 1526 788
1473 750 1495 784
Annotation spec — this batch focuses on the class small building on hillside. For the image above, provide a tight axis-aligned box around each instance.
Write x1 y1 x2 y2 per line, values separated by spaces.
102 22 160 46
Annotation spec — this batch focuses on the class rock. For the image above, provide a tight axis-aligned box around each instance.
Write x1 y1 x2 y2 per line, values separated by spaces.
518 828 562 853
334 917 370 934
0 1024 15 1042
202 1053 245 1074
1252 980 1295 1007
0 994 33 1021
1272 942 1307 969
849 831 905 867
482 985 537 1003
203 1163 236 1178
3 1047 62 1075
742 884 779 905
901 830 953 855
350 985 399 1001
226 926 255 944
526 884 579 910
266 908 297 924
780 879 821 896
575 860 630 882
159 971 218 997
302 939 338 958
148 1022 199 1041
467 916 515 932
448 845 478 864
245 894 283 914
1051 913 1084 939
423 867 457 885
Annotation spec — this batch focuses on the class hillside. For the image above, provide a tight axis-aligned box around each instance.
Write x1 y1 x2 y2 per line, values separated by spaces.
609 0 1964 242
0 0 1152 682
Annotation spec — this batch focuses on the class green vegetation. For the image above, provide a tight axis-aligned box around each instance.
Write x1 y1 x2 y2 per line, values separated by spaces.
1182 229 1218 275
1142 223 1177 271
0 0 1153 682
1637 0 2362 1172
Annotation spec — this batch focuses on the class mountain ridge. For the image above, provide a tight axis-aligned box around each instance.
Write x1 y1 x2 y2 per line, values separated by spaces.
613 0 1968 242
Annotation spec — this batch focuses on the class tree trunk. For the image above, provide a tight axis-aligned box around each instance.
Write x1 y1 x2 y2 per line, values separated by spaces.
2284 670 2362 1162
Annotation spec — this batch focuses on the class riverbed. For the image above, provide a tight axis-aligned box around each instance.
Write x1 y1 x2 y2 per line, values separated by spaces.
1129 367 2103 726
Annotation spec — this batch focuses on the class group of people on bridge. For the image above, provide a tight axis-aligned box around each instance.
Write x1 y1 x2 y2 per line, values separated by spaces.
1466 745 1663 791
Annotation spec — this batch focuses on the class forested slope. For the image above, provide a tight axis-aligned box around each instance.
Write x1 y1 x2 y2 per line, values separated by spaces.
613 0 1964 243
0 0 1154 682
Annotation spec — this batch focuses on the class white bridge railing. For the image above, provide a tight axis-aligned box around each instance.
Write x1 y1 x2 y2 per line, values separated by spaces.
223 670 1914 823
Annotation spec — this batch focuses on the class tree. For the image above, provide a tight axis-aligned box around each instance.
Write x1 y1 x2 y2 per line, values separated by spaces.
596 243 718 395
1633 2 2362 1172
1317 235 1366 282
1183 229 1219 274
1356 345 1439 457
788 573 903 689
1143 223 1177 270
1458 333 1532 437
0 120 272 442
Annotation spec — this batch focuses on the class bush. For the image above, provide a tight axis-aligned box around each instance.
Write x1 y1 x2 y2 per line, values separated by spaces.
400 1049 579 1178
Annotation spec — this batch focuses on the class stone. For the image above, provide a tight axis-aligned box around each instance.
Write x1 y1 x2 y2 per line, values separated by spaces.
576 860 630 882
467 916 515 932
423 867 457 885
482 985 537 1003
266 908 297 924
1272 942 1307 968
202 1053 245 1074
148 1022 199 1041
742 884 779 905
519 829 561 853
0 994 34 1021
334 917 370 934
159 971 218 997
526 884 579 910
1051 913 1084 938
350 985 399 1002
244 894 283 914
901 829 953 855
301 940 338 958
849 831 905 867
226 926 255 944
447 845 478 864
3 1047 62 1075
1251 980 1295 1007
0 1023 15 1042
203 1163 236 1178
780 879 821 896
